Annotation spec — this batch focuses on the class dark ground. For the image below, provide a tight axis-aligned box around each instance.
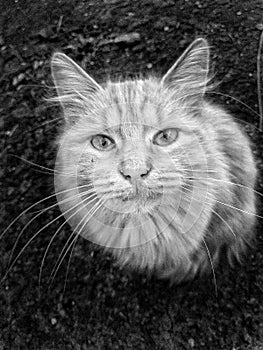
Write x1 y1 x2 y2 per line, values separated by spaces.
1 0 263 349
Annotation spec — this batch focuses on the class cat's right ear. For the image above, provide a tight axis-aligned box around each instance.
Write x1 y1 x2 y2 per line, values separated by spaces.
50 53 103 121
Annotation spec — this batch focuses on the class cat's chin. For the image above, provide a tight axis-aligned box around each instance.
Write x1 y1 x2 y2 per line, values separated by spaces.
105 194 162 215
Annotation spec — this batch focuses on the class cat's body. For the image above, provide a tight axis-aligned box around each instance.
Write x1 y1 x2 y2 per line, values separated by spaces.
51 38 257 283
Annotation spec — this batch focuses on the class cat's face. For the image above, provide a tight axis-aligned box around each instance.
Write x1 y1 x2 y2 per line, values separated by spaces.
51 38 213 248
69 83 204 214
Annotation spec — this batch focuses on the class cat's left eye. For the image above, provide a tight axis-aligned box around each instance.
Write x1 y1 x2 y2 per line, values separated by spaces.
91 134 115 151
153 128 178 146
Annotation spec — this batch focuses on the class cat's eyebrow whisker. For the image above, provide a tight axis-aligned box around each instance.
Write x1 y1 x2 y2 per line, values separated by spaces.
5 117 64 143
48 196 106 287
9 155 75 176
202 238 218 297
3 191 98 282
206 91 261 120
20 117 64 136
39 192 98 286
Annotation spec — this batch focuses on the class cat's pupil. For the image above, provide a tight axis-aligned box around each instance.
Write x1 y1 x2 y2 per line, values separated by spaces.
102 139 107 146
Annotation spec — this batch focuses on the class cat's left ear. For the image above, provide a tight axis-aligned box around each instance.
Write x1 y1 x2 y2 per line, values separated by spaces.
161 38 210 97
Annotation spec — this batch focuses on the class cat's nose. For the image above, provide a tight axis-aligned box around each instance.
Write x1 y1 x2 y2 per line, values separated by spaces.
119 159 152 182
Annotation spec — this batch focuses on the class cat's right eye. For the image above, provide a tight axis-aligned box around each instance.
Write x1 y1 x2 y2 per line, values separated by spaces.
153 128 178 146
91 134 115 151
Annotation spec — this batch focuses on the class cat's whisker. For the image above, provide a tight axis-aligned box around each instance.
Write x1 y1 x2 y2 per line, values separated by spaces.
202 238 218 297
19 117 64 136
5 187 93 262
210 208 236 238
0 184 93 241
176 168 218 174
62 235 78 295
4 116 64 144
3 190 97 283
48 196 106 287
38 192 98 286
206 91 261 120
95 190 128 197
9 155 75 176
180 183 262 219
186 176 263 198
48 233 78 289
180 186 236 238
47 196 103 283
213 199 261 218
1 193 62 242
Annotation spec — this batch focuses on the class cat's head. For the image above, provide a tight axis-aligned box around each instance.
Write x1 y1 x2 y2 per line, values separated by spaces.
51 38 213 248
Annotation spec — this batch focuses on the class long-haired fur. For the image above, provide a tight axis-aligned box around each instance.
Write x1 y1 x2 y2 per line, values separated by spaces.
50 38 257 283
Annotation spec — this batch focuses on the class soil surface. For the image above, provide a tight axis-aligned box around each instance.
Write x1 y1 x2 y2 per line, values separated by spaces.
1 0 263 349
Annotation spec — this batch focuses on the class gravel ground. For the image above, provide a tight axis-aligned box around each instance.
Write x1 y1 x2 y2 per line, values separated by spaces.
1 0 263 349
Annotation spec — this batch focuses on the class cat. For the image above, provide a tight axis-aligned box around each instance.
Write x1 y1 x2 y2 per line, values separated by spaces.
50 38 257 283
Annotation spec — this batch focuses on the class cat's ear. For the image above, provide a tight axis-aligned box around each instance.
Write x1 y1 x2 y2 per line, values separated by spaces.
161 38 210 98
51 52 102 97
51 53 103 122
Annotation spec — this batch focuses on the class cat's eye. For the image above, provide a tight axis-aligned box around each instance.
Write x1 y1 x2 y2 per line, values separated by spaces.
153 128 178 146
91 134 115 151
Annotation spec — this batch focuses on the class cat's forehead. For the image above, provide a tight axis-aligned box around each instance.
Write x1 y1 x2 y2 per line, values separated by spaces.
104 80 161 129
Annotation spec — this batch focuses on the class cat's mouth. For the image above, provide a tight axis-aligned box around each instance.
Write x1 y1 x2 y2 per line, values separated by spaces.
121 183 162 203
121 191 161 202
112 188 162 214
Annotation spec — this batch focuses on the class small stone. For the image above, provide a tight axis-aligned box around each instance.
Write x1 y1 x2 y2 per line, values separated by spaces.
38 28 49 38
13 73 25 86
33 61 41 70
114 32 141 44
51 318 57 325
236 11 242 15
188 338 195 347
78 34 86 45
146 63 153 69
256 23 263 30
164 26 169 31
